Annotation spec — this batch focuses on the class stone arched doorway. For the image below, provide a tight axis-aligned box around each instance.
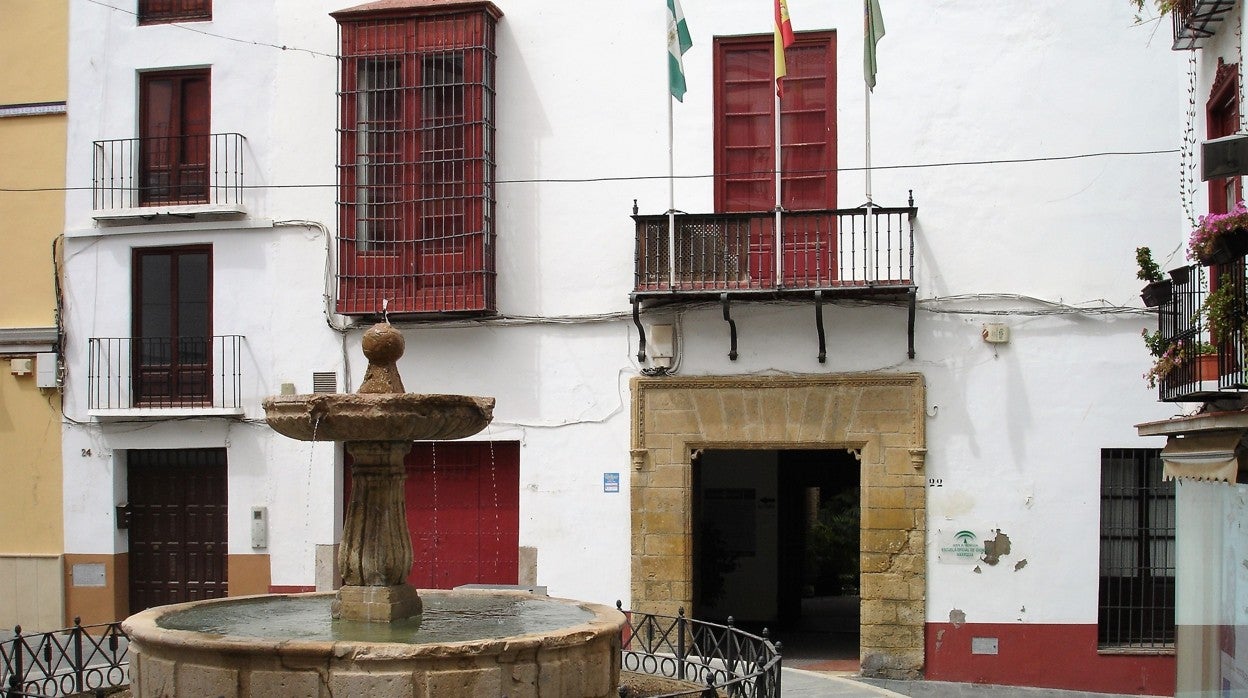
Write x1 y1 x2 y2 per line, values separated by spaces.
630 374 927 678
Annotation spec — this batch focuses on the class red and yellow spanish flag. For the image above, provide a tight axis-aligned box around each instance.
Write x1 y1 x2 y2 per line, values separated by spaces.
774 0 795 96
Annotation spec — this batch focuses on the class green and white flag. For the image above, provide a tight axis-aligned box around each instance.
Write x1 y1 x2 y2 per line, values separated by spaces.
865 0 885 90
667 0 693 101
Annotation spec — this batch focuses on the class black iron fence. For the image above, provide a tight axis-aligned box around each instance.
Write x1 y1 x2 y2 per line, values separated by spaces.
92 132 245 211
87 335 245 411
617 604 781 698
633 204 915 297
1 620 128 698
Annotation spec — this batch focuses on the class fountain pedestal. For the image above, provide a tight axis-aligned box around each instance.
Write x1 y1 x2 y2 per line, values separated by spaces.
332 440 422 621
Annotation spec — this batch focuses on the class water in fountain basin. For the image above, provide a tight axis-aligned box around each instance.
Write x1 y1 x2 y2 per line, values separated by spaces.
156 593 595 644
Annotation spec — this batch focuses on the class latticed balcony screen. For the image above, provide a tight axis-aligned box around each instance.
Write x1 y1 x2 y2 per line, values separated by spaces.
336 9 497 316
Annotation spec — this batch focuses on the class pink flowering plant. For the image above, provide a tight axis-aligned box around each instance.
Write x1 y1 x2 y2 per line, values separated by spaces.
1143 336 1188 388
1188 201 1248 262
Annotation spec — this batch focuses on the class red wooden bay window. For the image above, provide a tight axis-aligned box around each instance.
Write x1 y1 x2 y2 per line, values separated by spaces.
334 2 501 316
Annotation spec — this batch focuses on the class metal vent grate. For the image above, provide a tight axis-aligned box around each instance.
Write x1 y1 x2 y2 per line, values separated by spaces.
312 372 337 393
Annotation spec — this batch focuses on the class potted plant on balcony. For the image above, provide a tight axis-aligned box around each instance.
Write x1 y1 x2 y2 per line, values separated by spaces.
1137 246 1172 307
1143 333 1217 388
1188 201 1248 265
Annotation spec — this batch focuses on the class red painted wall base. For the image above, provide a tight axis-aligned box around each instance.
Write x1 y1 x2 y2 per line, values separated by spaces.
926 623 1174 696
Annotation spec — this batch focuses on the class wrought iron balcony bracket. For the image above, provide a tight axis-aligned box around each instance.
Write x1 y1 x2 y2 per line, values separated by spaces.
721 293 739 361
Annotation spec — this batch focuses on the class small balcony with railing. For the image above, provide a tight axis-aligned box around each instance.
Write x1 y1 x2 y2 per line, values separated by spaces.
87 335 245 418
92 133 246 220
630 197 918 359
1152 262 1248 402
1170 0 1236 50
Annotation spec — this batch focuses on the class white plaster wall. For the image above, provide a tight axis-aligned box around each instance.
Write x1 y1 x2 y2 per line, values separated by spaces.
62 0 1186 616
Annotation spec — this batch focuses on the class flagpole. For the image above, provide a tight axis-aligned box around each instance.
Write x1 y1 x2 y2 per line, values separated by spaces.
865 80 875 284
668 89 677 289
774 91 783 286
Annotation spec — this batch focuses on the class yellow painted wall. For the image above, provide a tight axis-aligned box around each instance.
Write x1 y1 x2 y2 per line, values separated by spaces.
0 0 68 327
0 115 65 327
0 0 68 104
0 0 68 631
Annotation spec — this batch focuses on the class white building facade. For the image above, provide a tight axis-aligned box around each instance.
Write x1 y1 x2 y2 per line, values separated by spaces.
60 0 1184 692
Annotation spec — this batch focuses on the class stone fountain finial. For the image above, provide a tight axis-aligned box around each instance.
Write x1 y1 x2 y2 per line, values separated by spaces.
358 322 405 394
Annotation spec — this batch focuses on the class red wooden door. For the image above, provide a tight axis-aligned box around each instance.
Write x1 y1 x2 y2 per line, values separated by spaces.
405 441 519 588
140 70 210 205
127 448 228 614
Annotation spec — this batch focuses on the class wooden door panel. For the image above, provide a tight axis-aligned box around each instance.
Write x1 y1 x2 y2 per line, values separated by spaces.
127 449 227 614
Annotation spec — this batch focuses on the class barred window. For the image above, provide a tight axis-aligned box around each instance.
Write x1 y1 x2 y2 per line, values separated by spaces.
335 6 499 316
1098 448 1175 650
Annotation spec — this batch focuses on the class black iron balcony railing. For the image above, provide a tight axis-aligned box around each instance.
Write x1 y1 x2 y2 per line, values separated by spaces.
633 204 915 298
1171 0 1236 50
87 335 244 411
1155 263 1247 401
92 133 245 212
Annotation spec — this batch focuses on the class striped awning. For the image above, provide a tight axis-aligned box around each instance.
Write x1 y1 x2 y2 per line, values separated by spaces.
1161 430 1246 483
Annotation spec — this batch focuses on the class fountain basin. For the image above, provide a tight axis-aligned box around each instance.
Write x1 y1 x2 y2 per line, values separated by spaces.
262 392 495 442
123 590 625 698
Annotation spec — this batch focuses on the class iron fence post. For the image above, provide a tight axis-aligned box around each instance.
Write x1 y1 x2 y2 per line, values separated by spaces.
8 625 23 697
73 616 85 694
676 607 687 682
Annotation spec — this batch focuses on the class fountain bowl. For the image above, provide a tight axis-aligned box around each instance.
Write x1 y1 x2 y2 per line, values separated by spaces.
123 589 625 698
262 392 495 442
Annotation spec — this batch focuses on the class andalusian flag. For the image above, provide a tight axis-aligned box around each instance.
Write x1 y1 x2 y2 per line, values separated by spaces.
865 0 885 90
668 0 693 101
774 0 795 96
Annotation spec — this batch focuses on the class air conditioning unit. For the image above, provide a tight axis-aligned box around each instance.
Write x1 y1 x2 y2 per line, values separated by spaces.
1202 133 1248 181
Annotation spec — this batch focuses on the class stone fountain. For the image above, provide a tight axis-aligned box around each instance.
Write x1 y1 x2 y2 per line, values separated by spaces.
121 323 624 697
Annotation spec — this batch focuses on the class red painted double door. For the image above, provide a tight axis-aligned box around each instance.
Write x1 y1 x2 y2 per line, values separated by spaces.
347 441 520 589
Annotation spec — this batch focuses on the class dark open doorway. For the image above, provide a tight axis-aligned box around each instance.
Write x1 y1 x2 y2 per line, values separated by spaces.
692 448 860 664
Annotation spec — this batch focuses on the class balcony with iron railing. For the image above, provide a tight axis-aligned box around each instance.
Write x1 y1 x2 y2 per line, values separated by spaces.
1170 0 1236 50
1153 262 1248 401
87 335 245 417
630 198 918 359
92 133 246 219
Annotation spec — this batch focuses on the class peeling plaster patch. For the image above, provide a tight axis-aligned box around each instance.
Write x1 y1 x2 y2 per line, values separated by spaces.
935 629 946 651
981 529 1011 566
972 565 982 574
949 609 966 628
1014 559 1028 571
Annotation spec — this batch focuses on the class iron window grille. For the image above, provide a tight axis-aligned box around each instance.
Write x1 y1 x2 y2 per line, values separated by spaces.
1098 448 1175 650
335 6 499 316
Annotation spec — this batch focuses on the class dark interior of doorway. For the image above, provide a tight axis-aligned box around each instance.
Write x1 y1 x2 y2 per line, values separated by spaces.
692 448 860 664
